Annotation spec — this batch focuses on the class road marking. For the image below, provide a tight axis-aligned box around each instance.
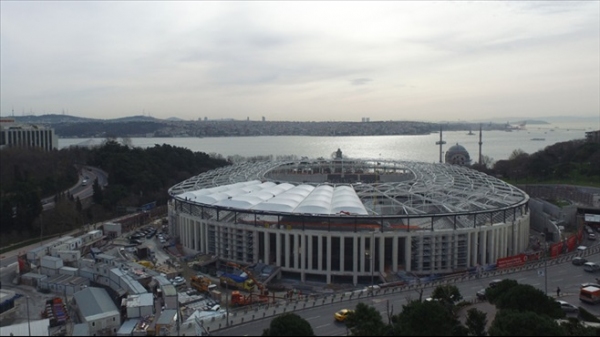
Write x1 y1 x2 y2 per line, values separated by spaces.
315 323 331 329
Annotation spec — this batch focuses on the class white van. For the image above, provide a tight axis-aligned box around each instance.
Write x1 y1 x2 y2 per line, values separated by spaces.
583 262 600 273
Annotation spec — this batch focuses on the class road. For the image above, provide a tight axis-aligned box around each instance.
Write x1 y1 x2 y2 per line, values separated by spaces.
41 165 108 211
202 251 600 336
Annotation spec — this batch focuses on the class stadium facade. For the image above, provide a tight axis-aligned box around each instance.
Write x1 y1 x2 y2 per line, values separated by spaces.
167 158 530 285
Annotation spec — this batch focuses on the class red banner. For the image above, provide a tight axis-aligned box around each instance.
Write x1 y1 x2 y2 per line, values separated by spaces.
567 236 578 252
496 253 528 269
550 242 563 257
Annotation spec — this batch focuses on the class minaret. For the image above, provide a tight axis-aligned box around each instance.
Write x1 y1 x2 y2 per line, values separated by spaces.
478 123 483 165
435 125 446 163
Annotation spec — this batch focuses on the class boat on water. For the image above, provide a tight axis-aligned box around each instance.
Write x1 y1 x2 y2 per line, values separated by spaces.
531 138 545 141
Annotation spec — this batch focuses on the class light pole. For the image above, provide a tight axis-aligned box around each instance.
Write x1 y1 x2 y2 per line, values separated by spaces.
365 232 374 297
544 240 548 295
26 296 31 336
371 232 374 296
225 277 229 327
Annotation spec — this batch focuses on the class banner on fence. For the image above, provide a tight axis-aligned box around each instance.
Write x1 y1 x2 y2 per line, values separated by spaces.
496 253 528 269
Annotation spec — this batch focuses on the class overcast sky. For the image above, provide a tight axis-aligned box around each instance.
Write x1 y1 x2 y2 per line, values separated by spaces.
1 1 599 122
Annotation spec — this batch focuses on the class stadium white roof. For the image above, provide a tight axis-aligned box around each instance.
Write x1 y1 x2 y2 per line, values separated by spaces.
169 159 528 218
177 181 368 215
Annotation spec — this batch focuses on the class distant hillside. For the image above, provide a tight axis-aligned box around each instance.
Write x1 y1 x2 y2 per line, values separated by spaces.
478 115 598 125
8 114 165 124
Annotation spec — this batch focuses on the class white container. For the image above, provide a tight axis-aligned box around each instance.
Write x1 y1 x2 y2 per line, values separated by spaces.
59 266 79 276
40 256 64 269
58 250 81 262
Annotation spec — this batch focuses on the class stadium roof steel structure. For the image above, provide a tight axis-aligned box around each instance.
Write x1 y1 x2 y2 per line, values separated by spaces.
169 159 528 221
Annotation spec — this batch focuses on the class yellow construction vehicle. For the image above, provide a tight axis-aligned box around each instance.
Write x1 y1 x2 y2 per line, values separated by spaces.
191 275 217 293
137 260 155 269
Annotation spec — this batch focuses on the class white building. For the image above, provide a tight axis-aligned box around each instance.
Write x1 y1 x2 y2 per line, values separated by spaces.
124 293 154 319
0 318 50 336
0 118 57 151
73 287 120 336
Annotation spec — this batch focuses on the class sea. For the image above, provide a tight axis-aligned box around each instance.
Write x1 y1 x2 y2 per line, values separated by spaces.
58 122 596 164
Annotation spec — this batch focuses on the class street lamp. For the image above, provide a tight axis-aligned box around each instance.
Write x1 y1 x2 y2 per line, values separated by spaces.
544 240 548 295
365 232 375 297
26 296 31 336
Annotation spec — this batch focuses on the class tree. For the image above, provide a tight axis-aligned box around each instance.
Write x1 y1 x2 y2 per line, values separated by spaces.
493 284 564 319
485 279 518 304
92 178 103 204
431 284 463 310
558 317 597 336
262 313 315 336
75 196 82 212
390 299 463 336
465 308 487 336
508 149 527 161
488 309 566 336
345 302 386 336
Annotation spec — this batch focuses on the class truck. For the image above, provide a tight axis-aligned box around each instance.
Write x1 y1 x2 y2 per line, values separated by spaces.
219 272 255 292
580 285 600 304
230 290 270 307
191 275 217 293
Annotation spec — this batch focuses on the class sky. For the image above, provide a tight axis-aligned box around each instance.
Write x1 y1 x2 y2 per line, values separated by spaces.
1 1 599 122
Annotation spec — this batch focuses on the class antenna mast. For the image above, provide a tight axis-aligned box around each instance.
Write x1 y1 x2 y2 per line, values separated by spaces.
478 124 483 165
435 125 446 163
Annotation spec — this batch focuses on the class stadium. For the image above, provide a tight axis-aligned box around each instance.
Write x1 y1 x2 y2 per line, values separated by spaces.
167 155 530 286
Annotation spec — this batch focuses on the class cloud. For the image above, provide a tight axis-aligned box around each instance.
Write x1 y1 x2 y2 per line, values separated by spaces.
350 78 372 86
0 1 598 122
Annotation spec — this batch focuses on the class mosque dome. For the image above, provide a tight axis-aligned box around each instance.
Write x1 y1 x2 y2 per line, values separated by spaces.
445 143 471 166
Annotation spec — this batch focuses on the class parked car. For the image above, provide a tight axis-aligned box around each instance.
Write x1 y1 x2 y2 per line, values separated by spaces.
572 257 588 266
556 300 579 314
590 233 597 240
171 276 186 287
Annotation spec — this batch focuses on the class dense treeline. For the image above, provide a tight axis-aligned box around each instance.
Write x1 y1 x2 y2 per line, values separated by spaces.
0 140 230 246
472 139 600 185
1 138 598 246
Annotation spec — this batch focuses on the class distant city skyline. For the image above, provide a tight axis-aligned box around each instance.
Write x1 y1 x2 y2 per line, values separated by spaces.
1 1 599 122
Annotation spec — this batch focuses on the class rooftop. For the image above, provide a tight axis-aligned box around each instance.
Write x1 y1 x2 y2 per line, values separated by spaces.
73 287 119 321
